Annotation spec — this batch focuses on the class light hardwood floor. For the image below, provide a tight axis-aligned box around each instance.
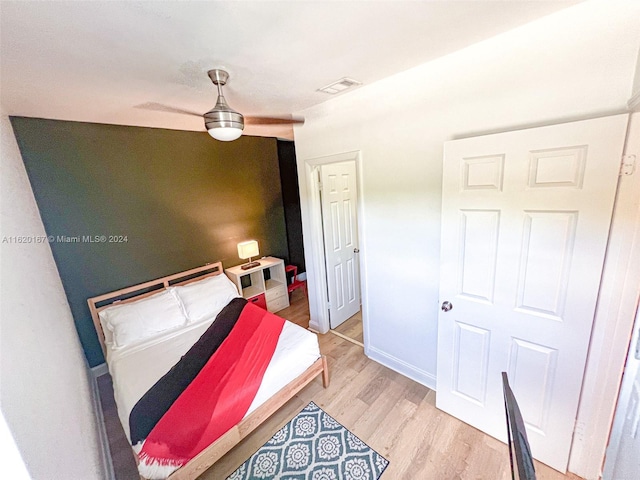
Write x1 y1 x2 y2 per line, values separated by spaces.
99 290 583 479
332 310 364 345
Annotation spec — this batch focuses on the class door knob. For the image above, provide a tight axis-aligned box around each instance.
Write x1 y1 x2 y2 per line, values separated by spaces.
354 248 360 253
441 301 453 312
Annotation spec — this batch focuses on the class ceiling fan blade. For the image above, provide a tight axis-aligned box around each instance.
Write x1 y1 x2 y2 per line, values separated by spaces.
245 116 305 126
134 102 202 117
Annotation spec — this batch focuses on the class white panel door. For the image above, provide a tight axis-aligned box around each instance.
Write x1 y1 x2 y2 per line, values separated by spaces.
320 161 361 329
436 115 628 472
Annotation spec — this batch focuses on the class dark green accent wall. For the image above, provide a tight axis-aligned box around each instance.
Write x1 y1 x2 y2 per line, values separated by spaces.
277 140 305 273
10 117 287 367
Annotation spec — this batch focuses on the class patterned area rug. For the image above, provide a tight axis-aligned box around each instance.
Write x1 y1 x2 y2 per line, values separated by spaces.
227 402 389 480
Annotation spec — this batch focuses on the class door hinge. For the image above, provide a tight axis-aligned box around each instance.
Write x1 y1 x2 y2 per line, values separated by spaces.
572 418 586 444
620 154 636 176
327 301 331 310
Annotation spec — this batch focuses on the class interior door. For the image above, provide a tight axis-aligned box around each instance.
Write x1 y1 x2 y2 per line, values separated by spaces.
436 115 628 472
320 161 361 329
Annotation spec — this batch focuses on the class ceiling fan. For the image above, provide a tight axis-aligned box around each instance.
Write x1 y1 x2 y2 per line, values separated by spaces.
142 69 304 141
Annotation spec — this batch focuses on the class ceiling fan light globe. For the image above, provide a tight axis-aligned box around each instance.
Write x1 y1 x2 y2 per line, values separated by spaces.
207 127 243 141
204 107 244 141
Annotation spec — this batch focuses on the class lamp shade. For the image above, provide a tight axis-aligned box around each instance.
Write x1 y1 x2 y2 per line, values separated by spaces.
237 240 259 260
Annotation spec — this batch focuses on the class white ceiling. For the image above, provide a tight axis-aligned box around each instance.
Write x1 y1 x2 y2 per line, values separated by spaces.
0 1 581 139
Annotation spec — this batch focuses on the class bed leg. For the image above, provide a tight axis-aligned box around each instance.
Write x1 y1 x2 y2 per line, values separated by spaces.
321 355 330 388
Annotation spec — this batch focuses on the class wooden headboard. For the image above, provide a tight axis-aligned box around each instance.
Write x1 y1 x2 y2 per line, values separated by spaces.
87 262 224 355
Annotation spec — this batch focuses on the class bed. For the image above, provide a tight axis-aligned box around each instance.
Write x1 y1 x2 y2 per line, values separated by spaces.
87 262 329 480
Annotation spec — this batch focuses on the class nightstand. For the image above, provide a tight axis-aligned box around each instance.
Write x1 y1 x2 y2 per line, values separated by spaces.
225 256 290 313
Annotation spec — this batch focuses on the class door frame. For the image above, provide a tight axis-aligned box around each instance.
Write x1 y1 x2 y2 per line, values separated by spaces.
300 150 366 336
602 303 640 478
569 111 640 478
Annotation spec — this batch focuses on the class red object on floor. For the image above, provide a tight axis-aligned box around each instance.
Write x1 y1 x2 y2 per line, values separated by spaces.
285 265 307 297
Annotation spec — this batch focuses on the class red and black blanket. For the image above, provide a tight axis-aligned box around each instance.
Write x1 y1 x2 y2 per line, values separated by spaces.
129 297 285 479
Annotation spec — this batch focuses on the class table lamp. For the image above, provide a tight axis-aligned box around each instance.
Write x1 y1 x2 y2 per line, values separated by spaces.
237 240 261 270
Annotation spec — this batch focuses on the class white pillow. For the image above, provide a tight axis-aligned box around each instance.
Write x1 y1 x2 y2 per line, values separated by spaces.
174 274 240 323
98 289 188 349
98 314 115 347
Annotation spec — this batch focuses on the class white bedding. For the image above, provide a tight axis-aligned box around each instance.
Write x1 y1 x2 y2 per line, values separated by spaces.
107 310 321 441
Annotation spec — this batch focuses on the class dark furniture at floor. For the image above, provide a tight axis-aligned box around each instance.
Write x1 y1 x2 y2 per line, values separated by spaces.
502 372 537 480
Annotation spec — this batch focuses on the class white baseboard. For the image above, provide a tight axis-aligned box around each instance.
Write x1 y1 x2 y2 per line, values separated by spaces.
88 368 115 480
91 362 109 378
365 346 437 391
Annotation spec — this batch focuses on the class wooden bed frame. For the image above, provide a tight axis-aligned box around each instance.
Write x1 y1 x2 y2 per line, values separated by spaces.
87 262 329 480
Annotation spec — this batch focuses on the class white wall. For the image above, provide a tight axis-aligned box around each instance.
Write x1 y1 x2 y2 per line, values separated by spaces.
0 113 104 479
0 410 31 480
294 2 639 388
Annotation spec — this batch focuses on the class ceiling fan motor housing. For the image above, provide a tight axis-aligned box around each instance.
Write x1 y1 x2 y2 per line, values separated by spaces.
204 96 244 130
204 69 244 132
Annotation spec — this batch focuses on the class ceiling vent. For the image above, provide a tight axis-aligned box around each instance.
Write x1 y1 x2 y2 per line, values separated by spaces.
317 77 362 94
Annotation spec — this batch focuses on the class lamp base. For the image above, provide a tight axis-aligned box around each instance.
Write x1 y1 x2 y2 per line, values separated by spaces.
240 261 261 270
